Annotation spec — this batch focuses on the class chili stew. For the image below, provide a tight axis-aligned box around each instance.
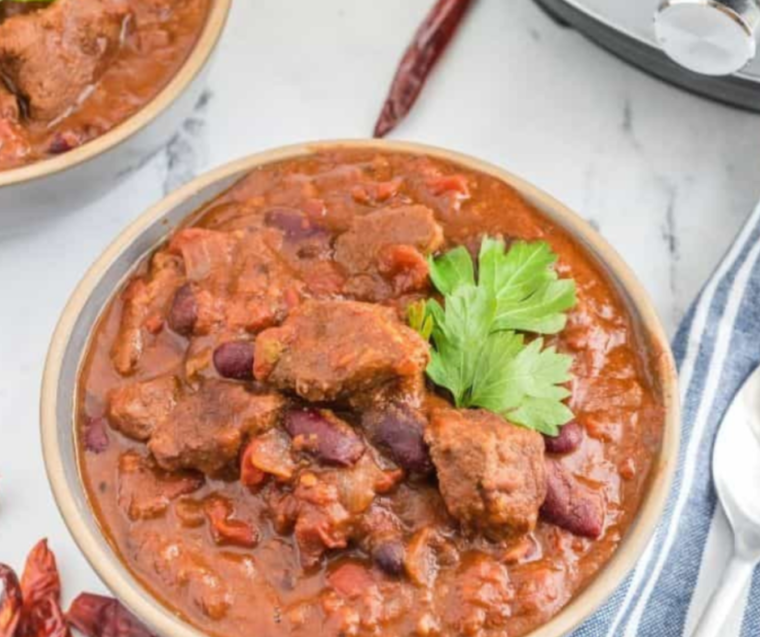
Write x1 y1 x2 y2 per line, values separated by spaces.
77 148 665 637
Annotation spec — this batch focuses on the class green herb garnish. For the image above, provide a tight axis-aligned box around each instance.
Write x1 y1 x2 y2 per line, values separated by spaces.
411 237 577 435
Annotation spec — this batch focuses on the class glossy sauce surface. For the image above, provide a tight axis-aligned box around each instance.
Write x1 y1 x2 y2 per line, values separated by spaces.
78 150 665 637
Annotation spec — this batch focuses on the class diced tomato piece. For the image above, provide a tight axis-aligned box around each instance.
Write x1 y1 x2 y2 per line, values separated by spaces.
327 563 375 599
425 174 470 198
203 497 259 548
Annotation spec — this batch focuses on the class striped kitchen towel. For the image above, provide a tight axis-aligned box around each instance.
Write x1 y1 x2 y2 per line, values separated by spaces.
573 204 760 637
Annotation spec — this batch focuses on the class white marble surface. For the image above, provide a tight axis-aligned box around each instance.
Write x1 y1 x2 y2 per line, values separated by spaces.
1 0 760 626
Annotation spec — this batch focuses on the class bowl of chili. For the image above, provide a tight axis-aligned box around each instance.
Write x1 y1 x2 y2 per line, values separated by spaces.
41 139 679 637
0 0 231 227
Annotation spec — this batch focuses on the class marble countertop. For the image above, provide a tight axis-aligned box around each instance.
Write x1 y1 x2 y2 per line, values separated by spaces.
1 0 759 629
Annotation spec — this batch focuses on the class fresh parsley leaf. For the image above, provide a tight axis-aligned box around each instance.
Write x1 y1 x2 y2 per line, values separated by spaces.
426 286 496 406
480 238 576 335
427 245 475 296
469 334 574 435
407 300 434 341
415 236 577 434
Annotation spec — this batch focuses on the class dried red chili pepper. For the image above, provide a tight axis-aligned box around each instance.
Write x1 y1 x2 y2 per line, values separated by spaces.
18 597 69 637
373 0 475 138
0 564 23 637
83 416 110 454
17 540 70 637
67 593 155 637
19 540 61 607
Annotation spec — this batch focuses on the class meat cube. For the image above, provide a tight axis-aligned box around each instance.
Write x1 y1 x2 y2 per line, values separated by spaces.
112 252 185 375
148 381 285 475
107 375 178 441
117 451 204 521
0 0 131 123
426 409 547 539
254 300 430 402
540 459 605 539
335 206 444 301
166 227 304 335
335 205 443 275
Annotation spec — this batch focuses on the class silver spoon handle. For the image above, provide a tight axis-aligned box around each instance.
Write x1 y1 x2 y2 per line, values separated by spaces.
692 553 757 637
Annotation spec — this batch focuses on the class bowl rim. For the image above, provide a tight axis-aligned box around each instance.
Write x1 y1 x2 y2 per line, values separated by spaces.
0 0 232 189
40 139 680 637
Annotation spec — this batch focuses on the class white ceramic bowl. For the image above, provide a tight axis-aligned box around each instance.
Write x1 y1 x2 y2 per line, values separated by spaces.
41 140 680 637
0 0 231 232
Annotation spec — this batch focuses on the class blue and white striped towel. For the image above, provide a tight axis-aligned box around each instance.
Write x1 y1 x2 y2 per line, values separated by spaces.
573 205 760 637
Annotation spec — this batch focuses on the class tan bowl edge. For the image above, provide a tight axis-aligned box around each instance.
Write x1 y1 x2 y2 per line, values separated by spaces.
41 139 681 637
0 0 232 189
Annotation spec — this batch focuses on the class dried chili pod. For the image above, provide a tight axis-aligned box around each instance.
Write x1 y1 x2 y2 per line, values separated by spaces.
18 597 69 637
17 540 70 637
19 541 61 607
0 564 22 637
373 0 475 137
67 593 156 637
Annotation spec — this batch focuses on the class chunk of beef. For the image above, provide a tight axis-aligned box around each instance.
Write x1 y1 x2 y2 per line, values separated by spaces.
107 375 178 441
361 403 432 475
335 205 443 275
285 408 365 467
426 409 547 539
540 459 605 539
148 381 285 475
117 451 203 521
166 227 304 335
112 252 185 375
0 0 131 123
254 300 430 402
334 205 443 300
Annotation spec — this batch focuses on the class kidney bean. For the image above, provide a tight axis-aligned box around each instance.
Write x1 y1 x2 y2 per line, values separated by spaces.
0 564 22 637
83 416 109 454
213 341 255 380
167 284 197 335
372 541 406 577
543 421 583 455
285 409 365 467
362 405 433 476
67 592 156 637
540 460 604 539
264 208 324 240
48 130 82 155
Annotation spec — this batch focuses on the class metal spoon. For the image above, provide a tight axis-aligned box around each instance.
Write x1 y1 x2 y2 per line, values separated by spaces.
692 366 760 637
